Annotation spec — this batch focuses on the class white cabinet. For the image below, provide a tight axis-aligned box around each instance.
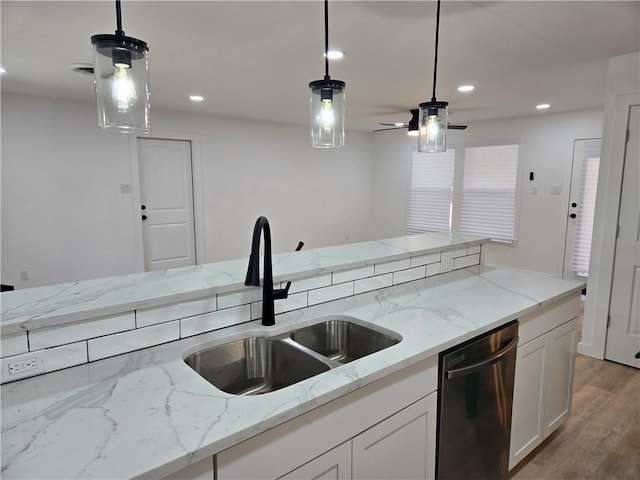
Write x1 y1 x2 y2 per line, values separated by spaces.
279 393 437 480
162 456 214 480
216 356 438 480
280 442 352 480
352 393 437 480
509 309 578 470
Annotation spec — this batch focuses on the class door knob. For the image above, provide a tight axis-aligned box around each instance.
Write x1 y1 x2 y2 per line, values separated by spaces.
142 215 148 220
141 205 146 210
569 213 577 219
571 202 577 208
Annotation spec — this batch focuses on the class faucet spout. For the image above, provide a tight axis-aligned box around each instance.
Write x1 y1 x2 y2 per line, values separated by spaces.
245 217 302 326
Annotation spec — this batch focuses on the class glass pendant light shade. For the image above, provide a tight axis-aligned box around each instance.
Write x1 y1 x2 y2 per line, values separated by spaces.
309 78 345 148
418 100 448 152
91 34 149 133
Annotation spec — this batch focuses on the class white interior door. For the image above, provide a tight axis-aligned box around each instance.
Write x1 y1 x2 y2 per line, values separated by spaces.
605 105 640 368
563 138 601 282
138 138 196 271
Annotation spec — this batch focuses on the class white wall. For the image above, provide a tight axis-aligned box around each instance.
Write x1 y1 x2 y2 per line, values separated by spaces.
581 51 640 359
371 109 604 277
1 94 374 288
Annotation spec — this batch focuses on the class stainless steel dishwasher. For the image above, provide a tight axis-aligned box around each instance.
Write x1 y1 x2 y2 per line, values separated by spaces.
436 320 519 480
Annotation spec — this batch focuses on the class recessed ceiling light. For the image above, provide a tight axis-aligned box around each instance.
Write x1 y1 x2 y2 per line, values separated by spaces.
536 103 551 110
325 50 344 60
457 85 474 92
189 95 204 102
0 67 7 74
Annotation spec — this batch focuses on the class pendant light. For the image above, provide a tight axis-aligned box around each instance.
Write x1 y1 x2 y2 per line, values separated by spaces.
309 0 345 148
418 0 448 152
91 0 150 133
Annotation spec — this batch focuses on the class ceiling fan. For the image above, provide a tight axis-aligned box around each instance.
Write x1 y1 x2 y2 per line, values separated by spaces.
374 109 467 134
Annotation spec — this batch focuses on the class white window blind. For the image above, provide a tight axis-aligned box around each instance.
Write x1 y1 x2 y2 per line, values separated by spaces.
407 149 455 234
459 145 519 243
571 139 601 277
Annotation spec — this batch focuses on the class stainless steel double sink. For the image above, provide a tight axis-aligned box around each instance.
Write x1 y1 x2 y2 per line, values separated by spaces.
184 316 401 396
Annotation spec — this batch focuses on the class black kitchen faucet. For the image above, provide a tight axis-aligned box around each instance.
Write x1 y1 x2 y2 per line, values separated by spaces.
244 216 303 326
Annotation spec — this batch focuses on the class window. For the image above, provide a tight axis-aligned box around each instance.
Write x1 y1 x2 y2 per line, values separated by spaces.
406 144 520 243
459 145 519 243
407 149 455 234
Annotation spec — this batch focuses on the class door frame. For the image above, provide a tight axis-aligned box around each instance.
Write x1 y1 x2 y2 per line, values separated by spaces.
581 93 639 359
129 131 206 271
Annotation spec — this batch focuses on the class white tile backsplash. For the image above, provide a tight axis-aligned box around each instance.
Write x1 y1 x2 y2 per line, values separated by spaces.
308 283 354 306
275 292 308 314
6 242 486 369
282 274 332 294
45 342 88 372
354 274 393 294
454 254 481 269
410 252 441 267
137 297 217 327
393 266 426 285
426 262 442 277
374 259 411 275
442 248 469 260
218 289 262 310
88 321 180 361
332 266 374 284
468 244 481 255
181 305 250 338
1 332 28 358
29 312 135 350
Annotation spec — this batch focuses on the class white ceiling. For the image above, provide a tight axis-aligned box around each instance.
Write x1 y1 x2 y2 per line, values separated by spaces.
1 1 639 132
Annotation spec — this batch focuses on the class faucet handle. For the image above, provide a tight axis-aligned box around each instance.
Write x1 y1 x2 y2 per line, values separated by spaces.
280 241 305 297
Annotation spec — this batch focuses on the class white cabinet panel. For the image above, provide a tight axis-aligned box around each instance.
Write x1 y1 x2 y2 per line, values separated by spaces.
544 319 577 435
352 392 437 480
280 442 351 480
509 316 578 470
509 334 547 469
162 457 214 480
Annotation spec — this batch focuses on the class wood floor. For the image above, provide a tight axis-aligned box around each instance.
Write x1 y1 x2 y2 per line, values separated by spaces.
510 302 640 480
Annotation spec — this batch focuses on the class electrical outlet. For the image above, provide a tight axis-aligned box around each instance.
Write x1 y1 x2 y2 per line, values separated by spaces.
550 185 562 195
2 351 46 382
20 270 29 281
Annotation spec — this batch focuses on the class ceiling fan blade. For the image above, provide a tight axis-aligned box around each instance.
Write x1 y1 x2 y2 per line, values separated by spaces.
373 126 406 132
447 124 468 130
378 122 408 127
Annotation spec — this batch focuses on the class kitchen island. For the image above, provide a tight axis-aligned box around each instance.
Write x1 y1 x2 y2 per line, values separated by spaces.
0 234 583 479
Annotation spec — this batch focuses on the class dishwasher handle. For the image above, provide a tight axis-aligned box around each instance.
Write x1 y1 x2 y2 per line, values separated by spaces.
445 335 519 379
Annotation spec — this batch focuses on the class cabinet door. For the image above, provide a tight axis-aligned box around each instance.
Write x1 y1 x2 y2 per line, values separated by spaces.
544 318 577 436
352 392 437 480
509 334 547 470
279 442 351 480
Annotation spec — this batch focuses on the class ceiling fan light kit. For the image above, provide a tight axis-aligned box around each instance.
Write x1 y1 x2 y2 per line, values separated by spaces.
91 0 150 133
309 0 346 148
418 0 448 153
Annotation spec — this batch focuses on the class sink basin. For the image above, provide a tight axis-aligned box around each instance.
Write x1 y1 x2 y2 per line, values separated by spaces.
290 320 400 363
184 337 330 395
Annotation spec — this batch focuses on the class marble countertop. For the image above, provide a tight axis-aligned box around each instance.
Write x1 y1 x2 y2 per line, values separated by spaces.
1 231 487 335
0 265 583 479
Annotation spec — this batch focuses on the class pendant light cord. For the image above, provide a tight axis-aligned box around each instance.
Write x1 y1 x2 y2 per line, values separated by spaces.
324 0 330 79
431 0 441 102
115 0 124 36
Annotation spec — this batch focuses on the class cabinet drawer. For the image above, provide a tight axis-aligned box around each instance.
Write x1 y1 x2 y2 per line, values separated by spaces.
518 294 580 346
